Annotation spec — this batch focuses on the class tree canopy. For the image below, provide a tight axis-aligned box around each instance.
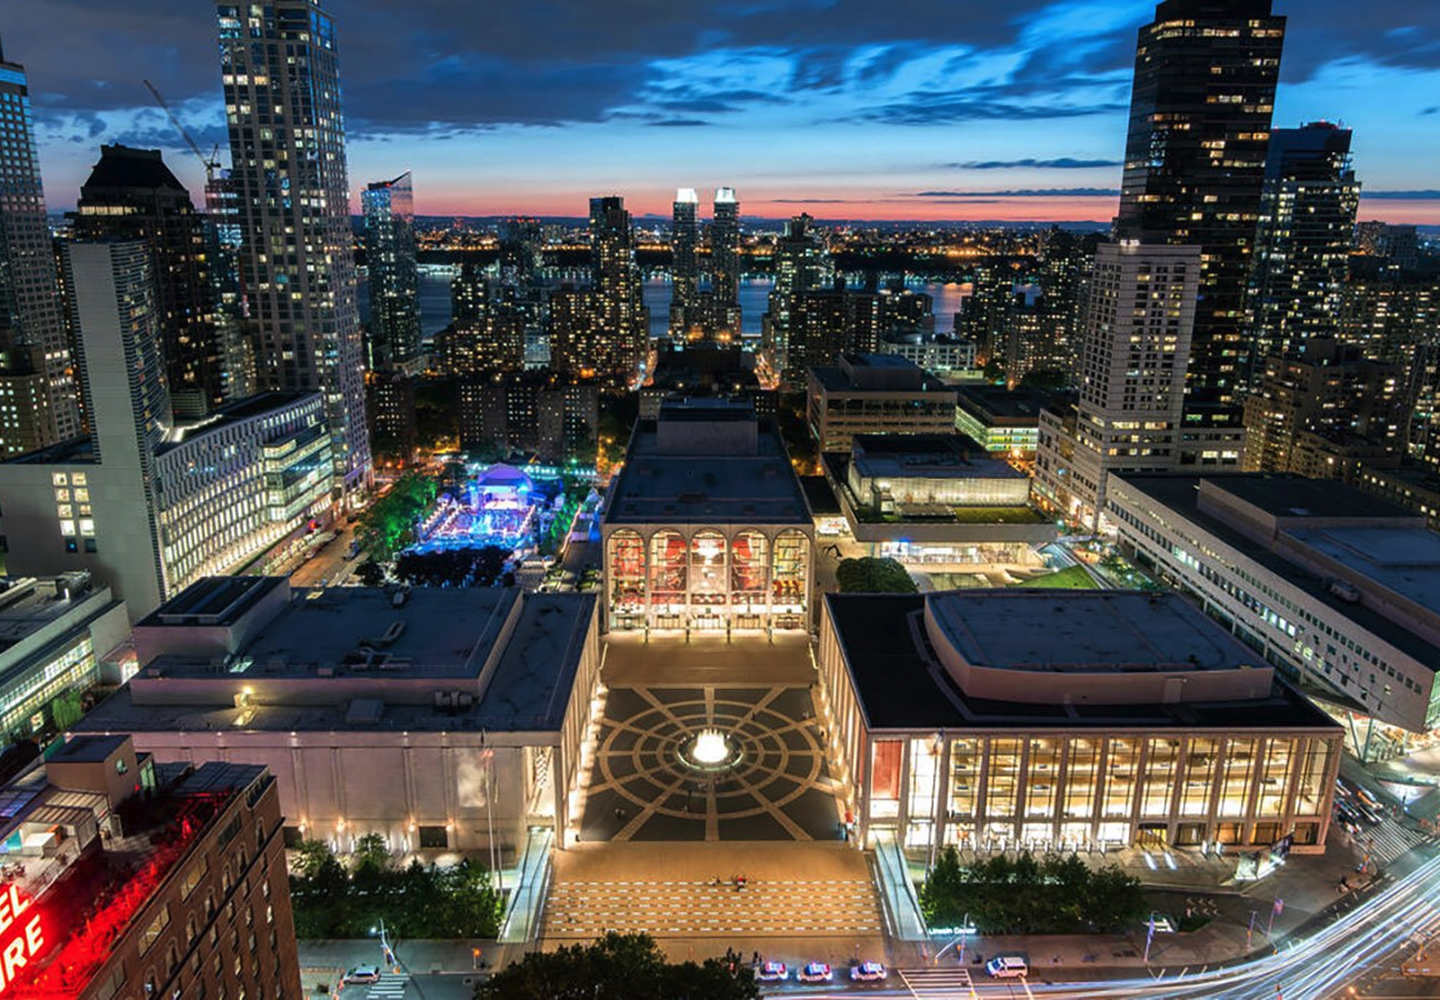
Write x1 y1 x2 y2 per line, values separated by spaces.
835 556 918 594
288 838 502 940
355 473 439 562
920 847 1147 935
474 932 759 1000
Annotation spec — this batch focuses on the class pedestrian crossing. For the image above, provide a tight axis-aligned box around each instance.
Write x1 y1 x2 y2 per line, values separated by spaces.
1353 822 1434 867
898 967 978 998
362 973 409 999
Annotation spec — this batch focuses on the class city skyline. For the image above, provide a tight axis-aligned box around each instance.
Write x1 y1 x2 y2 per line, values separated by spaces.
8 1 1440 224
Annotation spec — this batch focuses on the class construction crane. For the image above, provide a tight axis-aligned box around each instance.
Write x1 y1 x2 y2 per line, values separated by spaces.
142 79 221 181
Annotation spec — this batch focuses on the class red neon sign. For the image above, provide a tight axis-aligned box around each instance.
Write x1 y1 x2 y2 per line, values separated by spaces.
0 885 43 994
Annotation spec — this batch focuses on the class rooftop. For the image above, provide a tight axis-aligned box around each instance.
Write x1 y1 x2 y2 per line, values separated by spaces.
1286 526 1440 618
1202 475 1414 522
850 434 1026 482
605 419 809 526
955 385 1059 421
1115 475 1440 668
0 576 110 653
139 575 286 627
927 590 1261 675
85 591 597 734
810 353 952 394
78 144 189 198
825 592 1339 732
2 737 266 998
149 585 519 679
157 391 320 453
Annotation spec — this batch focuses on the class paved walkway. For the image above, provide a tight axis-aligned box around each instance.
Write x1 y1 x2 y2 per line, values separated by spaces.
541 841 889 967
580 683 843 842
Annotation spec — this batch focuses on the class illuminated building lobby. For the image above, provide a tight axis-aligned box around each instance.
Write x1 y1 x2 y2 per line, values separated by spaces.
601 399 814 635
816 589 1343 857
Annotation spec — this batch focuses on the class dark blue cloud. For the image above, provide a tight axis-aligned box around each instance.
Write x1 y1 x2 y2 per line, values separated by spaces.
646 118 711 128
1363 190 1440 199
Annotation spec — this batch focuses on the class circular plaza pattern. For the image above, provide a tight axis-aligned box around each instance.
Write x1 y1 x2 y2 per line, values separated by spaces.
581 686 842 842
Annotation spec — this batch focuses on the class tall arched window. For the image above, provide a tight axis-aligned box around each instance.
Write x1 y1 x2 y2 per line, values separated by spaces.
648 532 687 608
772 530 809 611
731 532 768 604
689 531 727 605
607 531 646 616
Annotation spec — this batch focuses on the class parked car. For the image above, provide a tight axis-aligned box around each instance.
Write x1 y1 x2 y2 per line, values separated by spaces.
850 961 887 981
797 962 832 983
755 961 787 982
342 966 381 985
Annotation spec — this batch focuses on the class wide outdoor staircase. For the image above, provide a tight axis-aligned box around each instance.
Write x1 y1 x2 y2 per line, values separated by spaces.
541 873 884 940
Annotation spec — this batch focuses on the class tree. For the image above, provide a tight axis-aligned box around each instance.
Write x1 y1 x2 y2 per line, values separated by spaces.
836 557 918 594
356 472 439 562
352 832 391 879
982 357 1006 383
48 688 86 731
355 560 385 587
474 932 759 1000
1019 367 1070 392
918 849 1146 935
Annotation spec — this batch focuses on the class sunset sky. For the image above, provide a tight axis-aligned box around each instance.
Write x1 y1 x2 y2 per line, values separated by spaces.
12 0 1440 224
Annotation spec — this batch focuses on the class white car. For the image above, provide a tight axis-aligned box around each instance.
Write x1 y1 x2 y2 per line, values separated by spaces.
342 966 381 985
850 961 887 981
755 961 788 982
797 962 833 983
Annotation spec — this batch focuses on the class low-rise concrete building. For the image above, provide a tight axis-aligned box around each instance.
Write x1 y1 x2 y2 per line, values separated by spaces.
77 577 602 860
954 385 1059 456
1107 474 1440 753
817 589 1341 859
602 399 814 635
0 573 129 743
807 354 955 454
822 435 1053 568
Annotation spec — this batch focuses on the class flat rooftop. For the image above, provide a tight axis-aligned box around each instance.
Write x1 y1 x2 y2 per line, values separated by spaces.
605 422 809 525
147 585 519 679
955 385 1057 421
808 365 952 394
139 575 286 627
1287 526 1440 613
0 577 108 651
157 391 319 453
1116 475 1440 669
1206 475 1414 521
826 592 1339 732
927 590 1263 674
850 434 1026 482
84 592 597 734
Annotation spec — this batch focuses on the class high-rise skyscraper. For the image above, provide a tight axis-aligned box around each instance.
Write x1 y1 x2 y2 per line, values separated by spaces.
1249 122 1360 370
670 188 699 336
0 43 82 455
203 168 255 401
217 0 371 490
710 187 740 308
362 171 421 373
585 196 647 385
498 216 543 289
72 145 227 418
762 213 829 384
1034 243 1201 528
1117 0 1286 426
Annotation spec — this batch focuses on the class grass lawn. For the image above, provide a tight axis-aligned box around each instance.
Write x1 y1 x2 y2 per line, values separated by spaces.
1012 565 1099 590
